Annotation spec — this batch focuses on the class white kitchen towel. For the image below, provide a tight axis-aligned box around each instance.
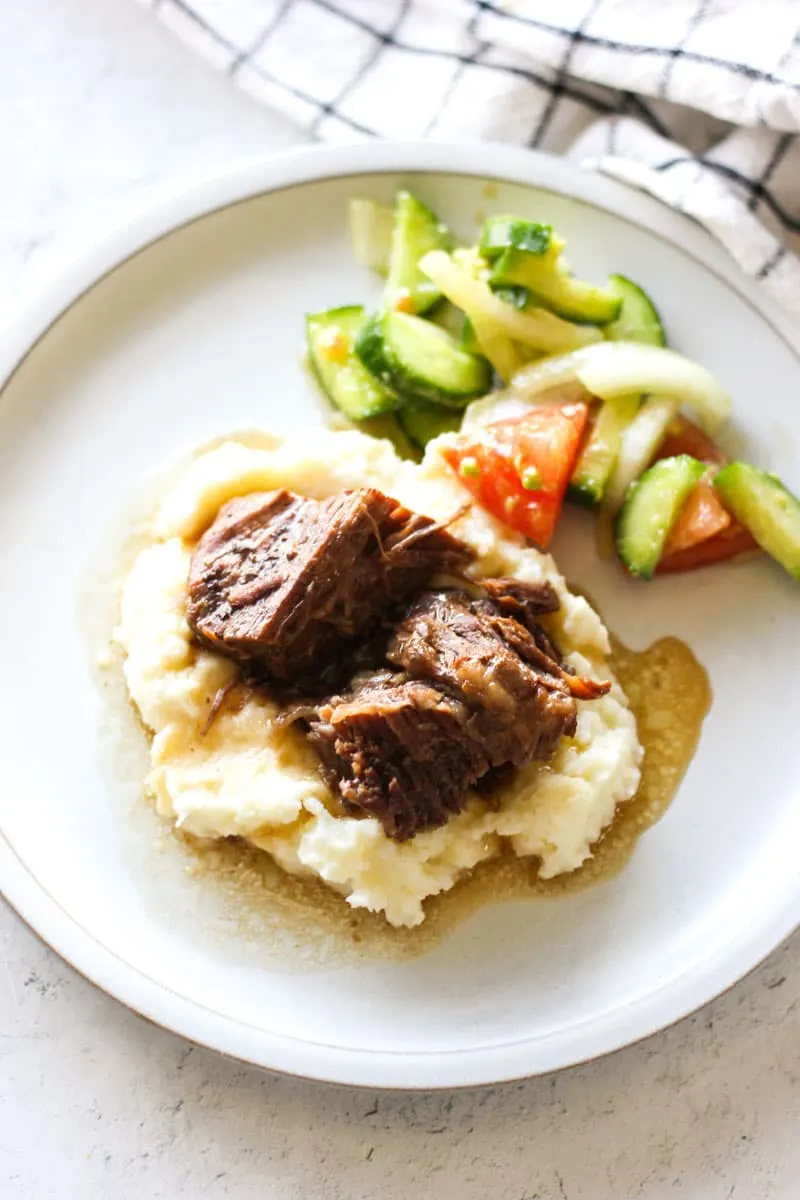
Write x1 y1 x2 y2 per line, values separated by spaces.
138 0 800 321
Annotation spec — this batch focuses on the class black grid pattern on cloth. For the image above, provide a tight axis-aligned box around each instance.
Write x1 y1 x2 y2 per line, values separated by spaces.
475 0 800 89
140 0 800 291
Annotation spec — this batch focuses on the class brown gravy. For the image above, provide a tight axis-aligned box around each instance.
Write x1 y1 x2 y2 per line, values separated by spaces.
166 634 710 968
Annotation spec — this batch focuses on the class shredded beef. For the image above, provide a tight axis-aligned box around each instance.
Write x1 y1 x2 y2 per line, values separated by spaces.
186 487 473 678
387 590 581 767
304 673 490 841
186 484 612 841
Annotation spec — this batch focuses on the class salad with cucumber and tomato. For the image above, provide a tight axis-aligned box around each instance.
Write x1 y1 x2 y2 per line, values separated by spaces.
305 190 800 584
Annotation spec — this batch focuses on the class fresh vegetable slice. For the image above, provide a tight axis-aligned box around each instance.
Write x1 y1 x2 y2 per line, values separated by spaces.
490 283 530 310
452 245 490 277
460 315 480 356
660 481 731 556
568 394 640 506
650 417 762 568
447 251 526 380
419 251 602 354
469 315 527 381
616 455 707 579
655 414 726 467
653 416 731 555
348 199 394 275
355 309 491 408
386 191 452 315
491 247 622 326
656 521 759 574
713 462 800 580
462 380 590 432
511 342 731 433
430 300 467 338
399 402 462 448
604 275 666 346
479 216 554 261
441 402 590 547
306 305 398 420
602 395 679 513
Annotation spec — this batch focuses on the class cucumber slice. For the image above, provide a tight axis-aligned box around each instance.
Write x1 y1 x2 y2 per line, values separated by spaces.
386 191 452 315
398 402 463 448
568 394 641 506
714 463 800 580
602 395 678 513
465 314 525 381
605 275 666 346
616 454 706 579
430 300 466 338
490 283 530 310
479 216 553 261
355 310 491 408
450 252 528 377
491 247 622 326
348 199 394 275
460 315 480 356
307 306 398 420
419 251 603 354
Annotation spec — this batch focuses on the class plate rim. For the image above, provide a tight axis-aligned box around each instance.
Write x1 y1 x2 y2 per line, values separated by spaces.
1 140 798 1090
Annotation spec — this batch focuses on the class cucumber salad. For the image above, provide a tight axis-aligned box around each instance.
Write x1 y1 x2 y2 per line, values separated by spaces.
306 190 800 583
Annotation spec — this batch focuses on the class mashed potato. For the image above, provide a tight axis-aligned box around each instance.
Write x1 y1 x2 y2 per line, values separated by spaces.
116 429 642 927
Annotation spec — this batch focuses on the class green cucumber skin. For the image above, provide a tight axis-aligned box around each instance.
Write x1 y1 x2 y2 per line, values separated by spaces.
616 454 706 580
399 403 463 448
353 313 403 393
490 283 530 310
480 217 552 261
714 462 800 580
355 311 491 409
460 315 481 356
429 300 465 338
386 191 452 315
567 479 603 508
569 395 641 507
306 307 398 420
605 275 666 347
308 304 363 342
491 248 622 326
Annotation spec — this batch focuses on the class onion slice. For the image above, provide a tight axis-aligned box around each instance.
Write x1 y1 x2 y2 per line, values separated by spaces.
511 342 731 433
348 198 394 274
603 395 679 513
419 251 602 355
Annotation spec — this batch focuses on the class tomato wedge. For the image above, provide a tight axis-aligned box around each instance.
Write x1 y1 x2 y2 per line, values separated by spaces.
657 521 760 574
656 415 727 468
661 479 730 556
652 415 759 571
442 402 590 547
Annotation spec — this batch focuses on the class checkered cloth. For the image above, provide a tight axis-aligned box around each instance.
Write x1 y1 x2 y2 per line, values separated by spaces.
139 0 800 321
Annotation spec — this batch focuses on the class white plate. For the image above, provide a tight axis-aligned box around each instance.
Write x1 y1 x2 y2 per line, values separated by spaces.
1 143 799 1090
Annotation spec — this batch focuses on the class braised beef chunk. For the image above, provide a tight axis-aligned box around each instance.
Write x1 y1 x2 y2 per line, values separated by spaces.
304 674 489 841
285 585 611 841
478 577 564 662
387 590 580 767
188 482 612 841
470 601 611 702
480 577 560 618
187 487 473 678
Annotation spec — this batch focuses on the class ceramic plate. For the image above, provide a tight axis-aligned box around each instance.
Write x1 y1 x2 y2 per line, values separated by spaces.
1 143 798 1089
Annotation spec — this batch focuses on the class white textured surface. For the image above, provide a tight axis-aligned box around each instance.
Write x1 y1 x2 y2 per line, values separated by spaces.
2 0 800 1195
